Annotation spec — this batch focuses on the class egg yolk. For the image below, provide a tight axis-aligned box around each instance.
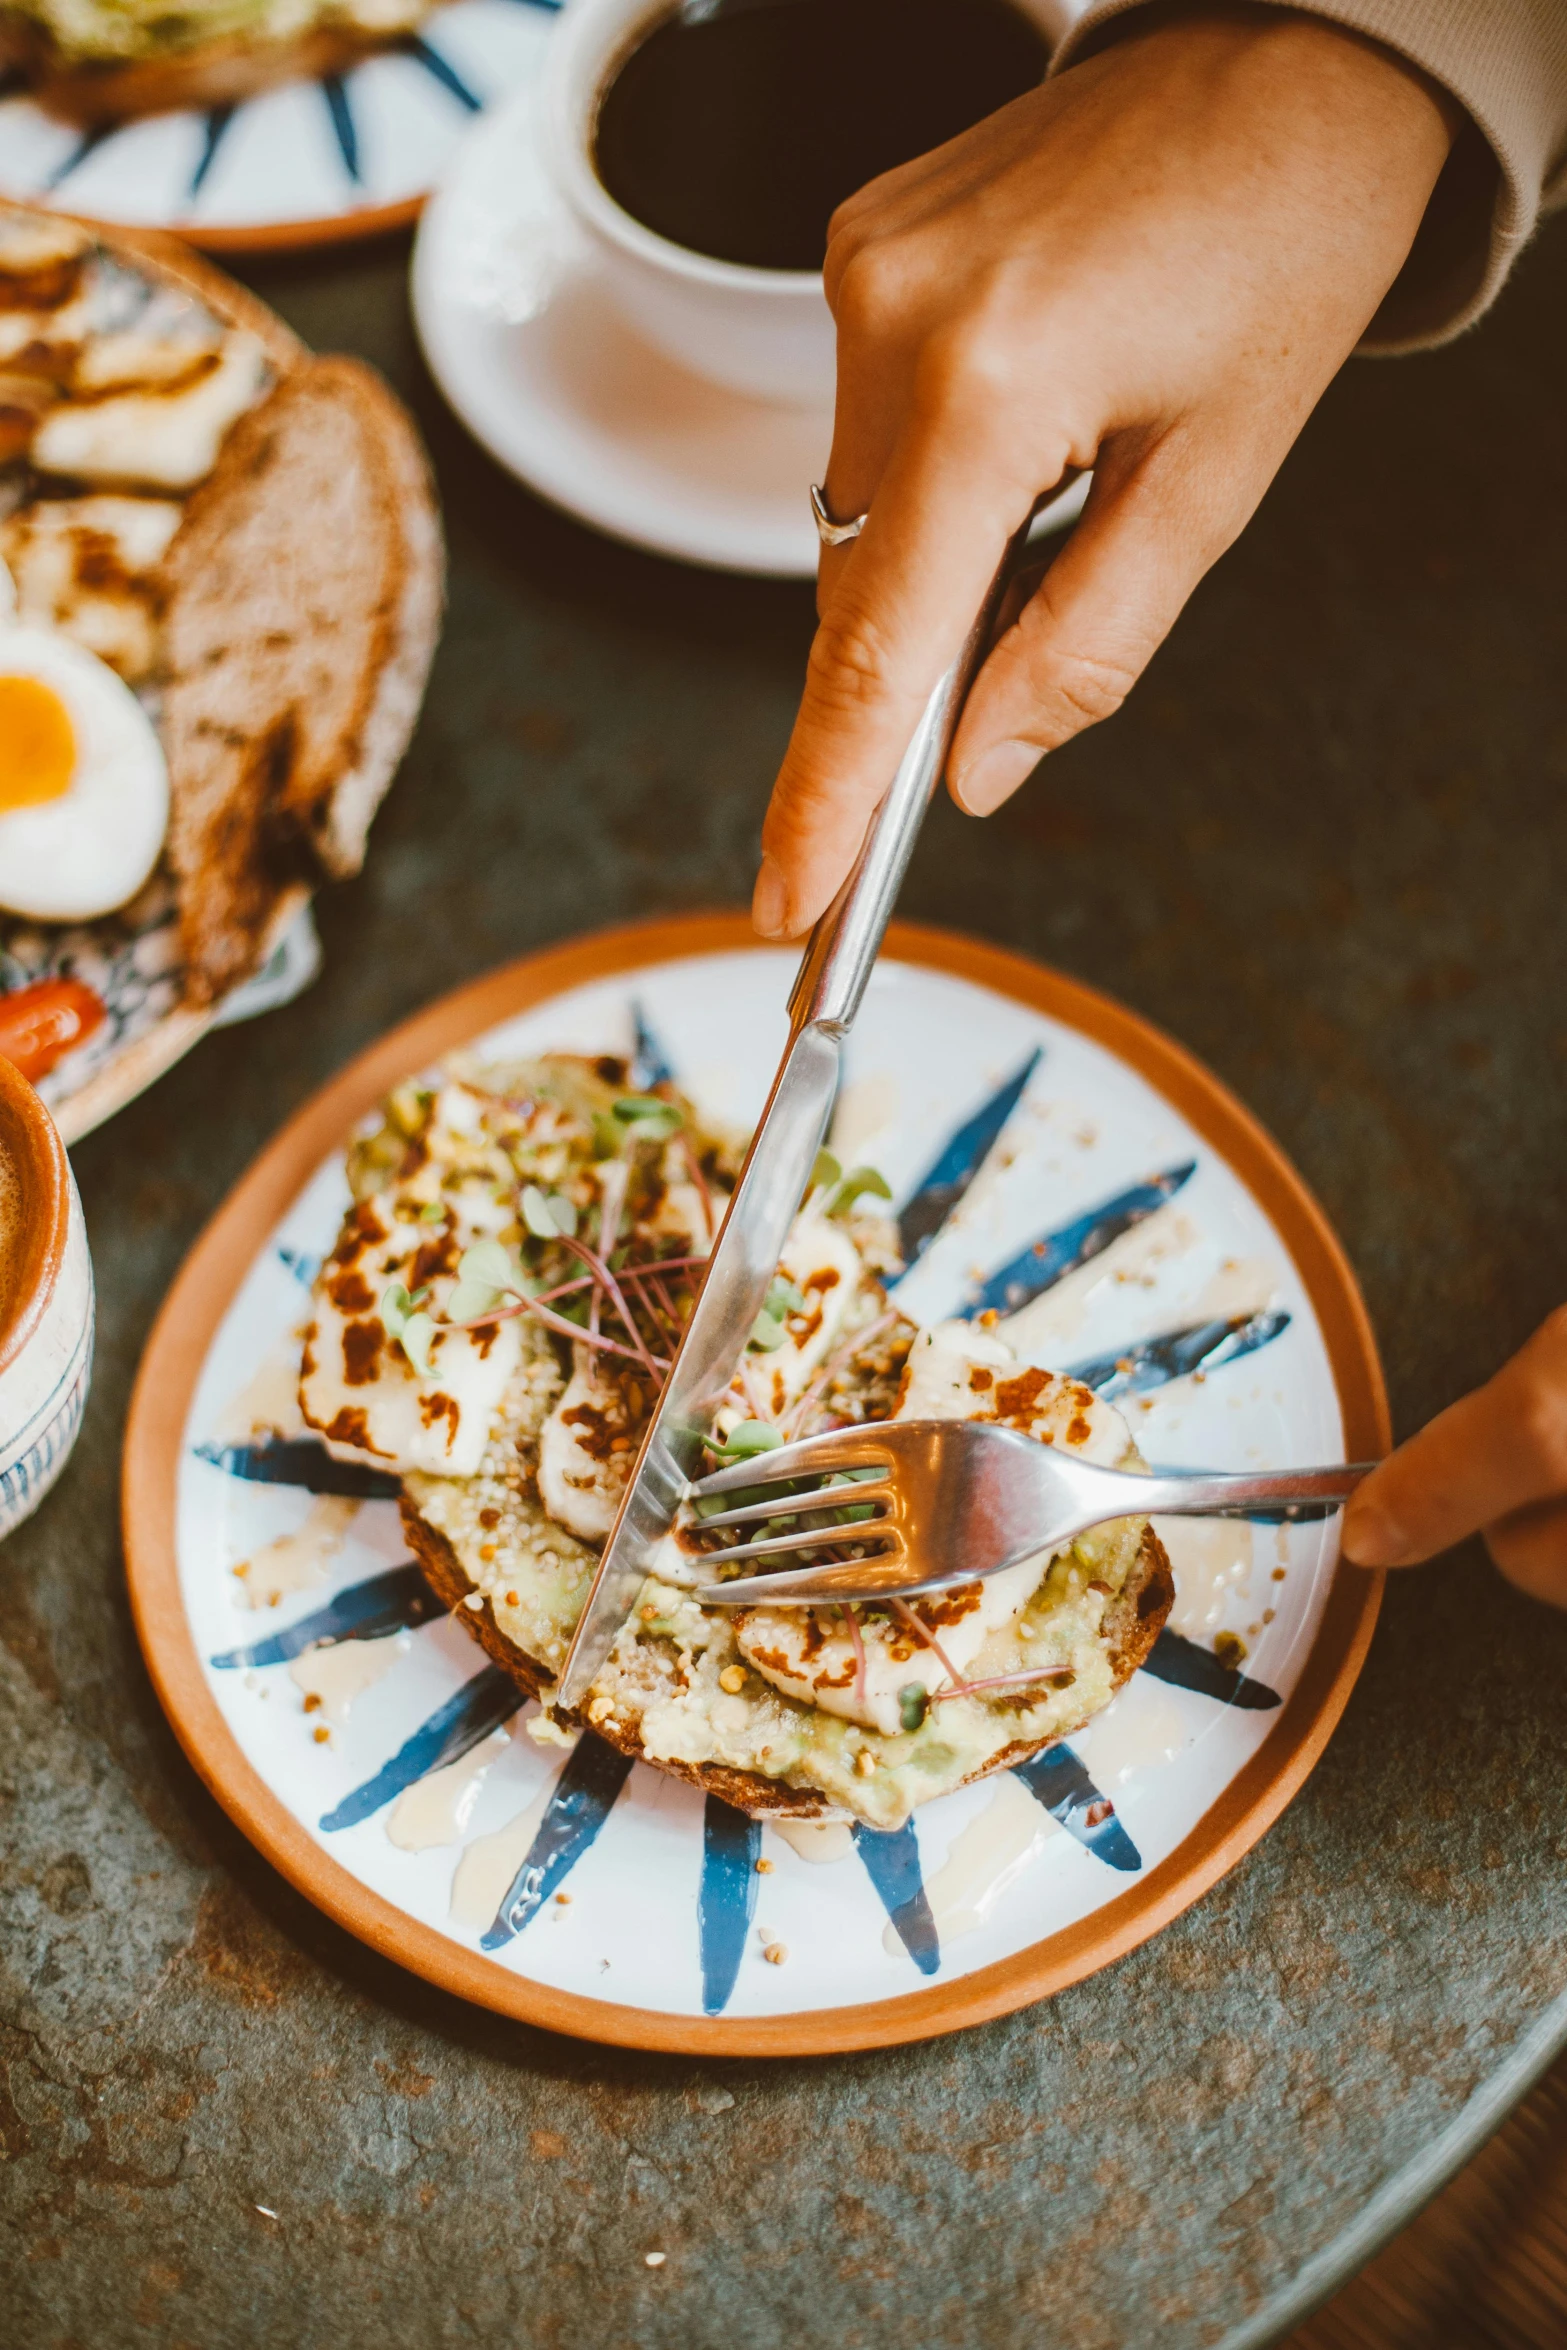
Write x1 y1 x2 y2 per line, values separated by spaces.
0 676 77 813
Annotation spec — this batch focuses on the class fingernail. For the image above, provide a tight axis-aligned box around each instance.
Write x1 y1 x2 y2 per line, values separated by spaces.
1342 1496 1406 1567
953 739 1042 817
752 855 789 939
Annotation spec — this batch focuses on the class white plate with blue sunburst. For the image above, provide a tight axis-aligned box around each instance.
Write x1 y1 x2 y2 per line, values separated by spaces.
0 0 556 250
123 914 1386 2054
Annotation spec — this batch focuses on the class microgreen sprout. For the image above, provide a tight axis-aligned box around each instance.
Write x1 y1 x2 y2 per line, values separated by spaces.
898 1683 929 1733
825 1165 893 1218
807 1147 841 1200
749 1275 807 1351
614 1093 685 1138
418 1201 445 1224
446 1240 533 1326
595 1094 685 1154
704 1421 783 1463
380 1283 435 1376
521 1185 578 1241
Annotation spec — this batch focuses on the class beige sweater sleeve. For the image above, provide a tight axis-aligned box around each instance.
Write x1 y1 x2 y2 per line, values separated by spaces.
1050 0 1567 348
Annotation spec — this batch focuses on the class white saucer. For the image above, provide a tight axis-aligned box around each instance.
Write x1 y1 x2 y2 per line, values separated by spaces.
413 81 1089 576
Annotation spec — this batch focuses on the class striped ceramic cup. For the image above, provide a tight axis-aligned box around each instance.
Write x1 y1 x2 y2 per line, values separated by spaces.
0 1056 93 1542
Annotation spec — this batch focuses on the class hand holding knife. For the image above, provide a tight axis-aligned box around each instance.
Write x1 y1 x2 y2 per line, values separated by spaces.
556 497 1062 1711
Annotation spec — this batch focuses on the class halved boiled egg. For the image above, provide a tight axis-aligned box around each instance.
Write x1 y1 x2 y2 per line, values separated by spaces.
0 624 169 920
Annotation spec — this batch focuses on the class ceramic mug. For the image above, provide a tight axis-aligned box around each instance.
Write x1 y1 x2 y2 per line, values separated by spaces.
0 1056 93 1542
545 0 1069 408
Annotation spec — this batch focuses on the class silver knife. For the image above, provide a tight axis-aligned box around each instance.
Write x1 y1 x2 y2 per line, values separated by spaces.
555 502 1059 1711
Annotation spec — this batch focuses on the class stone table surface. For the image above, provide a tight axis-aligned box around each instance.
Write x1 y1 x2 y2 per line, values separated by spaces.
6 216 1567 2350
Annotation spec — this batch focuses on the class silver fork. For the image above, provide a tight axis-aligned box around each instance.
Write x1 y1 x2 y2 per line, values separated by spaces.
684 1419 1377 1606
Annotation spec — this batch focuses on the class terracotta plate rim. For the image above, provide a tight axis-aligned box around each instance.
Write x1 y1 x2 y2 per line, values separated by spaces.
51 196 423 256
121 912 1388 2057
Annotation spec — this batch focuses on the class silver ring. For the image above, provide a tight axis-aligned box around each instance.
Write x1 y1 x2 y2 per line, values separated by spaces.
810 482 868 548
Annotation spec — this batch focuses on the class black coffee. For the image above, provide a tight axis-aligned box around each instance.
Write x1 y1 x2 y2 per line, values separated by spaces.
594 0 1048 272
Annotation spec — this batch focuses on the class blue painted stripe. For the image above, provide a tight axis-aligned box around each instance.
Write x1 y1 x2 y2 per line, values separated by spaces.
1013 1744 1141 1872
46 126 111 189
320 74 362 183
481 1733 633 1949
853 1820 939 1974
499 0 562 10
321 1665 521 1831
190 104 234 196
893 1047 1042 1279
629 1000 676 1091
0 1303 92 1465
209 1564 439 1669
403 34 482 110
698 1797 760 2014
1141 1629 1280 1712
1067 1308 1290 1400
961 1162 1196 1322
194 1436 400 1500
0 1340 89 1540
277 1246 318 1285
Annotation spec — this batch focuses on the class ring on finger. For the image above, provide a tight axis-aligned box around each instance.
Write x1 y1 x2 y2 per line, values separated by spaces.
810 482 869 548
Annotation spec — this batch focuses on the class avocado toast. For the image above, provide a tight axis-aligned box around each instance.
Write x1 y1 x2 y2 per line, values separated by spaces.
300 1051 1173 1831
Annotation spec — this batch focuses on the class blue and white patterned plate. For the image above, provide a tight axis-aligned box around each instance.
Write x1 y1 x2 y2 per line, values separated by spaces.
125 919 1384 2053
0 0 554 248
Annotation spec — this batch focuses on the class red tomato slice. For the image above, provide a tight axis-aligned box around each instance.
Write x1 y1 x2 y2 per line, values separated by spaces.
0 978 107 1082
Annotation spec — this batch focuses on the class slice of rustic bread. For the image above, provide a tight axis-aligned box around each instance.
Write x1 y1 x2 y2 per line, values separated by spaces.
403 1496 1174 1824
159 354 443 1003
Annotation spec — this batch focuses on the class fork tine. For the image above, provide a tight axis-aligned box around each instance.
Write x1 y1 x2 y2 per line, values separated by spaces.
695 1477 892 1532
699 1547 931 1606
693 1526 900 1570
688 1426 894 1496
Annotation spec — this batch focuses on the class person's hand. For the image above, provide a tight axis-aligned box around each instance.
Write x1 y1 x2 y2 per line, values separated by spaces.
751 3 1458 940
1344 1311 1567 1605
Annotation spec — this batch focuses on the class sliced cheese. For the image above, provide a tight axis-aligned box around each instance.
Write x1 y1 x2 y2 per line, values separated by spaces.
72 327 223 396
0 286 93 372
299 1190 523 1478
538 1352 646 1544
31 331 268 491
1 493 182 683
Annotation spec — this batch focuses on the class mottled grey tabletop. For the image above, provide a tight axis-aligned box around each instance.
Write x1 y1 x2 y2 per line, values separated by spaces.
6 217 1567 2350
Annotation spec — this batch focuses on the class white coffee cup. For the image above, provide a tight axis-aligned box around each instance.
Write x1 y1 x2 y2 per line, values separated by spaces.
545 0 1069 409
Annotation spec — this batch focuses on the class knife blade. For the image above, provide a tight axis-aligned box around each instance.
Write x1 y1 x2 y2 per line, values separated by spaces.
555 500 1059 1711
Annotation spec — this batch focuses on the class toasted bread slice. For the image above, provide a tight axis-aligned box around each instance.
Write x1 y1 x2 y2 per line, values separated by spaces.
403 1496 1174 1824
159 353 443 1003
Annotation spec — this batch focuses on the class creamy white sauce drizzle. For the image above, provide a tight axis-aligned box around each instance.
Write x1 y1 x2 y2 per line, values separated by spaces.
288 1632 409 1724
232 1494 359 1610
217 1345 306 1443
1185 1254 1279 1322
1157 1516 1254 1638
524 1711 579 1753
448 1778 555 1924
1072 1683 1192 1786
828 1073 900 1167
386 1726 511 1852
883 1775 1055 1957
1000 1206 1200 1354
771 1818 854 1865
